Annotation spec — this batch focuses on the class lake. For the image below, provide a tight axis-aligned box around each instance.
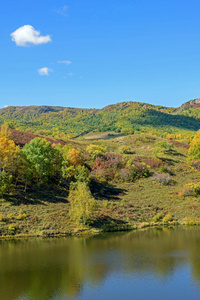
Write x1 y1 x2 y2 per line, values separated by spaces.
1 227 200 299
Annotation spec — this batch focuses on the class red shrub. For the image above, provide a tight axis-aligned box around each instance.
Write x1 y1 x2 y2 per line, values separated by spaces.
143 158 162 168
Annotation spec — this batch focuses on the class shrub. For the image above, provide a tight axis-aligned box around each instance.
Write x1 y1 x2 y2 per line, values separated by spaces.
119 145 135 154
119 168 130 181
92 153 123 181
8 224 17 234
92 154 149 182
152 173 171 185
179 191 184 197
114 172 121 182
102 200 108 208
98 153 123 169
153 213 163 222
160 166 169 173
142 158 161 169
163 213 173 222
191 161 200 171
180 182 200 197
153 141 174 157
128 162 150 179
114 163 150 182
156 141 174 151
160 166 173 175
86 144 106 160
16 213 27 220
0 215 8 222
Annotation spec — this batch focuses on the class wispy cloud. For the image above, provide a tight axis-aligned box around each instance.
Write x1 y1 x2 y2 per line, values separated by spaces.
68 72 74 76
38 67 53 76
58 60 72 65
54 5 68 17
11 25 51 47
4 105 8 108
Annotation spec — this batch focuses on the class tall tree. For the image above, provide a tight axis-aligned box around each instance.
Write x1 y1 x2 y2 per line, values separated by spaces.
0 135 17 194
69 182 96 225
23 137 59 185
188 130 200 163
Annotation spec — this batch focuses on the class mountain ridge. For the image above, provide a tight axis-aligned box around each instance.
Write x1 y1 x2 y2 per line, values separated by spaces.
0 101 173 114
1 98 200 140
2 96 200 113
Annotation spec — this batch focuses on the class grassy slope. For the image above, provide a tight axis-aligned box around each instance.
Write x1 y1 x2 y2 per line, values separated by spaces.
1 100 200 139
0 133 200 237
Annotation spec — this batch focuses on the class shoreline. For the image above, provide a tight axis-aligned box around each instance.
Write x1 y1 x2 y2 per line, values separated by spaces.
0 220 189 240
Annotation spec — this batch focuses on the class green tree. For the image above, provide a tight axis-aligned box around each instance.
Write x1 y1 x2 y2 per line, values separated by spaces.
23 137 59 185
69 182 96 225
0 171 12 195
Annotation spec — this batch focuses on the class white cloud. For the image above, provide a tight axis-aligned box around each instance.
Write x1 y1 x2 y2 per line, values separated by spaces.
38 67 53 76
4 105 8 108
58 60 72 65
68 72 74 76
54 5 68 16
11 25 51 47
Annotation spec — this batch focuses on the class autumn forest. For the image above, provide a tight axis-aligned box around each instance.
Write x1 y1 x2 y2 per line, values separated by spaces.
0 98 200 237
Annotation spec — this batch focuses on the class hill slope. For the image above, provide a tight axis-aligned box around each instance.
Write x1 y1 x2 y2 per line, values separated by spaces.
0 132 199 238
1 98 200 140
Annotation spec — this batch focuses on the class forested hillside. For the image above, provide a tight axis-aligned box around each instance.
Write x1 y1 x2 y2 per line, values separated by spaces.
1 98 200 141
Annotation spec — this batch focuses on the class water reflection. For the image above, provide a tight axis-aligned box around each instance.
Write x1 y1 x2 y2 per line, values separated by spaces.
0 228 200 299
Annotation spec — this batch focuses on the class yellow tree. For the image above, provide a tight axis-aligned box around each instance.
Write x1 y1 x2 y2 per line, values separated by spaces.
188 130 200 163
0 135 17 194
69 182 96 225
0 122 11 138
59 145 84 181
86 144 106 160
67 148 82 166
0 135 17 172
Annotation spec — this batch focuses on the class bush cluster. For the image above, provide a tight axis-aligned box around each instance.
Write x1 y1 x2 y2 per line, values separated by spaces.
91 153 150 182
179 181 200 197
152 173 171 185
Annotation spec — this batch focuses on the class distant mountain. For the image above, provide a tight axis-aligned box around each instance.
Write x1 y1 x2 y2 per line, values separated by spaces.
0 99 200 140
0 105 77 117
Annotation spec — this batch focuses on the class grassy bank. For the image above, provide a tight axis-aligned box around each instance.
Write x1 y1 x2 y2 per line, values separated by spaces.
0 170 200 238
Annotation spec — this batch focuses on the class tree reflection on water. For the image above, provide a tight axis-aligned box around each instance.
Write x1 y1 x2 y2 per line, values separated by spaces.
0 227 200 299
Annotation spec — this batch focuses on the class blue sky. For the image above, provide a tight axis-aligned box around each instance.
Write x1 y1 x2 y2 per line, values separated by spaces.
1 0 200 109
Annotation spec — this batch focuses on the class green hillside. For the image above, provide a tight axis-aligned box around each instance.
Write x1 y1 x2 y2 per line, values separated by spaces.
1 98 200 141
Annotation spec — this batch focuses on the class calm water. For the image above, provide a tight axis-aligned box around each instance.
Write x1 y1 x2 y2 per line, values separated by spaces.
1 227 200 300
